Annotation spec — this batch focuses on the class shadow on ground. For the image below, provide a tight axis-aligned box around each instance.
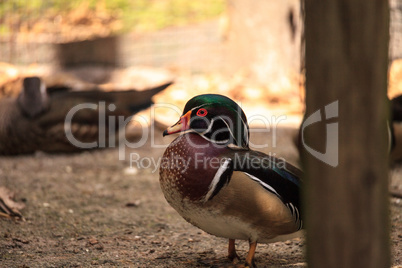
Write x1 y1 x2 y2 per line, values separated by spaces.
0 127 401 267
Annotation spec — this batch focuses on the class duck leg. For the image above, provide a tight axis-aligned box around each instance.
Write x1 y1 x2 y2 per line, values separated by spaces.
228 239 240 263
245 241 257 268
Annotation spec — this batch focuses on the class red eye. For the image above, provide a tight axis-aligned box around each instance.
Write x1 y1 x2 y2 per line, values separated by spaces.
196 108 208 117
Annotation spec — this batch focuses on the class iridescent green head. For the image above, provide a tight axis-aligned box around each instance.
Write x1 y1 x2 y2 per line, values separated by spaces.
163 94 249 148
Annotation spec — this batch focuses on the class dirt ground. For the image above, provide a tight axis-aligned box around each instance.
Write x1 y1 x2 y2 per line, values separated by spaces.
0 126 401 268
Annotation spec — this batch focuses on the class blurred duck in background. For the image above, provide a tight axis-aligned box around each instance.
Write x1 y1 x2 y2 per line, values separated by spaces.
0 76 172 155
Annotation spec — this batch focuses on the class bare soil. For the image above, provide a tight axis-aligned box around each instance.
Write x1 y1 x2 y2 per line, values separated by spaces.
0 127 401 267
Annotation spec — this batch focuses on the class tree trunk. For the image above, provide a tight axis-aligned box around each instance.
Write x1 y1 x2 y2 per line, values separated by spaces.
302 1 390 268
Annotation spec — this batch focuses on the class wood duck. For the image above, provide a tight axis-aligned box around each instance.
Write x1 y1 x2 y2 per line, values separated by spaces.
160 94 303 267
0 76 172 155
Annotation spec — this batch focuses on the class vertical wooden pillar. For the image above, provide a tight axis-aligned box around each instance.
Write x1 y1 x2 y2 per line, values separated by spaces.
303 1 390 267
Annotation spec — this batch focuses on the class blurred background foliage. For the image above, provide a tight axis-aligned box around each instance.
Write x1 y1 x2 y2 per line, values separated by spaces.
0 0 225 36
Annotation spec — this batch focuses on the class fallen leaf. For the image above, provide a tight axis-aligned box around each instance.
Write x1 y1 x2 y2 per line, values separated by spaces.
0 187 25 219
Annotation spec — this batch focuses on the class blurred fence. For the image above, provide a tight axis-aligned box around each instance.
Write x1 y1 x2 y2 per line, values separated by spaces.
0 20 225 72
0 1 227 72
0 0 401 73
391 0 402 60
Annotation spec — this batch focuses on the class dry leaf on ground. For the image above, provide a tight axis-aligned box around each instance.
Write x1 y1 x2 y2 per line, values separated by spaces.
0 187 25 219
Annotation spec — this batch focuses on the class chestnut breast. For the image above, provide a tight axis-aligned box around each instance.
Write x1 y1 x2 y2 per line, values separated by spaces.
159 133 229 202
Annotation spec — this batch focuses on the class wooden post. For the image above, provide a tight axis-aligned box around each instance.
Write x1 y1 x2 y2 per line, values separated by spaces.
303 1 390 268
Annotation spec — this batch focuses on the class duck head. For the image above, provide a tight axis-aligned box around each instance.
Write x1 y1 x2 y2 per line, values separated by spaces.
163 94 249 149
17 77 49 118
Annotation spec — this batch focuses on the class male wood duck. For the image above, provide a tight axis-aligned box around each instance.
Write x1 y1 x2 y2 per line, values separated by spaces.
159 94 303 267
0 76 172 155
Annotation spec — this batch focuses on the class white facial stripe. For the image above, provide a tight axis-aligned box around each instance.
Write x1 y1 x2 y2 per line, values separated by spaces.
204 158 232 202
190 103 248 147
200 118 215 135
190 104 208 112
188 117 227 144
217 116 239 145
199 134 229 144
180 129 195 135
